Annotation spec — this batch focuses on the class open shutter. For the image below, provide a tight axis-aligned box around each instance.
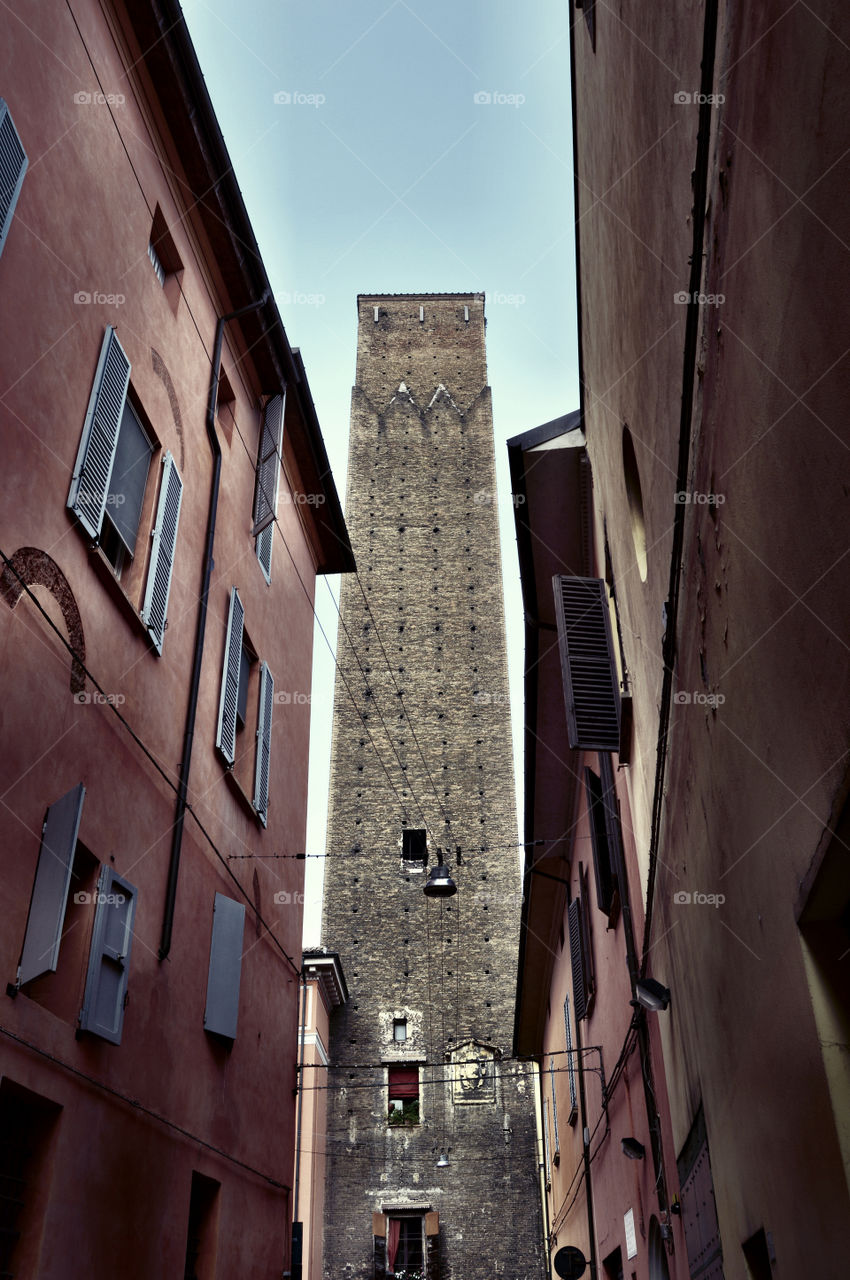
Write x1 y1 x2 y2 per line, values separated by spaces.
215 588 244 765
543 1097 552 1188
569 897 588 1022
67 327 131 538
79 868 136 1044
584 767 616 914
140 450 183 653
549 1058 560 1155
253 392 285 536
253 662 274 825
425 1211 440 1280
373 1213 387 1280
204 893 245 1039
553 575 620 750
18 784 85 985
563 995 578 1115
0 99 27 261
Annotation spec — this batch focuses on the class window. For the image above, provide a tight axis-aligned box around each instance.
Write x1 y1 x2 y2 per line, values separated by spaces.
0 98 27 262
584 760 620 918
388 1066 419 1125
68 327 183 649
553 575 621 750
0 1079 61 1278
387 1216 424 1280
742 1228 774 1280
402 829 427 864
563 996 578 1121
253 392 285 582
183 1171 220 1279
216 590 274 825
393 1018 408 1042
148 204 183 311
204 893 246 1040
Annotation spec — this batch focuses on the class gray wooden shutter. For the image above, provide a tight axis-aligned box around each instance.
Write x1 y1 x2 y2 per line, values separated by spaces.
569 897 588 1022
67 327 131 539
553 575 620 750
253 662 274 825
79 868 136 1044
584 766 616 914
19 784 85 985
0 99 27 261
563 995 578 1114
204 893 245 1039
140 450 183 653
253 391 285 535
215 588 244 765
549 1057 560 1154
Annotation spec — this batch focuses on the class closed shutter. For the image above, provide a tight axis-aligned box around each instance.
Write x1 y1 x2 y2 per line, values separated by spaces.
425 1211 440 1280
584 766 616 914
215 588 244 765
373 1213 387 1280
68 327 131 539
569 897 588 1022
563 995 578 1114
204 892 245 1039
253 662 274 825
549 1058 560 1154
553 575 620 750
256 522 274 582
140 450 183 653
0 99 27 260
79 867 136 1044
18 784 85 985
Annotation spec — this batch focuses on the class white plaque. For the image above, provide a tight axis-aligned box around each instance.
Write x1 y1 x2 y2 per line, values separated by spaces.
624 1208 638 1260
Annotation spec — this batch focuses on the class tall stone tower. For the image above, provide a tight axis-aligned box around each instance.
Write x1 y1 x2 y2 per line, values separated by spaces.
321 294 544 1280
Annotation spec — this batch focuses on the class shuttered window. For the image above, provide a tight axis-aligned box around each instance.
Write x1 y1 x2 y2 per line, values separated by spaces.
569 895 594 1022
253 391 285 581
140 450 183 653
585 766 617 914
68 327 132 539
0 99 27 261
543 1097 552 1188
204 893 245 1039
549 1058 560 1155
563 995 578 1116
79 868 137 1044
253 661 274 825
18 784 85 985
216 588 244 765
553 575 621 750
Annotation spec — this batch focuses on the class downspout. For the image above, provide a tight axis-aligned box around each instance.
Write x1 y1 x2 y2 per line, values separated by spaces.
574 1020 598 1280
159 290 270 960
292 967 309 1280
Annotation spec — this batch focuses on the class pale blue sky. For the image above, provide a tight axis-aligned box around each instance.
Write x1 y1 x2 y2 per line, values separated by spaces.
182 0 579 941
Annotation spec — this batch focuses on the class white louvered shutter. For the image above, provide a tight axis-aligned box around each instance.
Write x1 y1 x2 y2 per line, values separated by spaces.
204 893 245 1039
0 99 27 260
79 868 137 1044
253 392 285 581
553 575 621 751
19 784 85 985
68 327 131 539
215 588 244 765
140 451 183 653
253 662 274 825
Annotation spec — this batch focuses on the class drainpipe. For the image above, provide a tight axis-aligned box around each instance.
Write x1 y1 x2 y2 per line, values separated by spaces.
574 1021 598 1280
159 290 270 960
292 966 309 1280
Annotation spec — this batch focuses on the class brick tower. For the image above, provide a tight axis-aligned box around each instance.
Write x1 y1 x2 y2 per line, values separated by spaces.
321 294 544 1280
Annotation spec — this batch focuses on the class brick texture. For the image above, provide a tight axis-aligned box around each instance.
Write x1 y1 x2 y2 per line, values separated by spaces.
321 294 545 1280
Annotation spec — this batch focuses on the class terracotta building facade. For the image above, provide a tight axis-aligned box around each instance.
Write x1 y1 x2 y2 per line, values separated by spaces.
0 2 351 1276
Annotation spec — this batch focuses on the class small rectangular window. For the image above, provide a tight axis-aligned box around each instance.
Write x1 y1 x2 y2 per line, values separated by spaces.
148 204 183 284
388 1065 419 1124
184 1171 220 1279
464 305 469 322
148 239 165 287
419 306 424 322
402 829 427 864
393 1018 407 1042
374 306 379 322
0 1079 61 1278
